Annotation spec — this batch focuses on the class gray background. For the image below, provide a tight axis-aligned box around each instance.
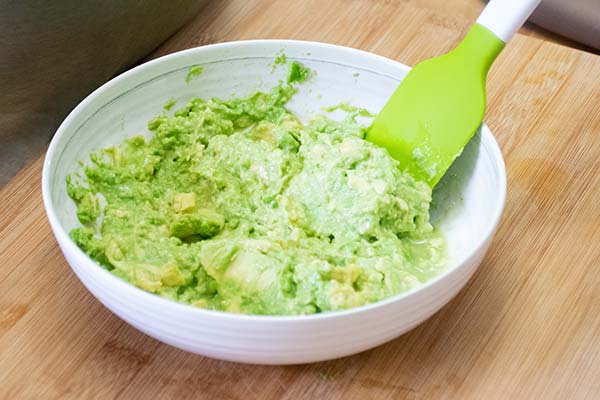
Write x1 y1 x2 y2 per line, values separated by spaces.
0 0 207 186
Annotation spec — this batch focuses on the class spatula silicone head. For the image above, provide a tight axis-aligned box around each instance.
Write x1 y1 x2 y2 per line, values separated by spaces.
367 0 542 187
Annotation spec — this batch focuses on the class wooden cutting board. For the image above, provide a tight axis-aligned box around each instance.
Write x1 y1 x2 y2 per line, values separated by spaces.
1 1 600 398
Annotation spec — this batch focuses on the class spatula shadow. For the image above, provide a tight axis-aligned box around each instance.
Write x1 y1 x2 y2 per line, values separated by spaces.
430 128 482 226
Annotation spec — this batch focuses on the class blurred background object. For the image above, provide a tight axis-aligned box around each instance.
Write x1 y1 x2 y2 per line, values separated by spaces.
486 0 600 52
0 0 208 187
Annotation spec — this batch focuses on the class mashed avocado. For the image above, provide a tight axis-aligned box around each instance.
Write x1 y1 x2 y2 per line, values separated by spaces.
67 62 445 315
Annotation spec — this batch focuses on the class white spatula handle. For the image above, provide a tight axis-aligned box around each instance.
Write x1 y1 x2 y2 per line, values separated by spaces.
476 0 542 43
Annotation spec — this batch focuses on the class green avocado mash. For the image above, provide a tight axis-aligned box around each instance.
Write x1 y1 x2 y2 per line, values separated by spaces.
185 65 204 84
67 62 445 315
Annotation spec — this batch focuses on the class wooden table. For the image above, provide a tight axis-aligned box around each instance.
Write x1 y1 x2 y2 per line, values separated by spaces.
2 1 600 398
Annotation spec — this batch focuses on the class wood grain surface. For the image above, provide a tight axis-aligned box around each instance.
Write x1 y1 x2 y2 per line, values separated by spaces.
2 0 600 398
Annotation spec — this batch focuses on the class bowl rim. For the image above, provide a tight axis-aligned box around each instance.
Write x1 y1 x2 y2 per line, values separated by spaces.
41 39 507 322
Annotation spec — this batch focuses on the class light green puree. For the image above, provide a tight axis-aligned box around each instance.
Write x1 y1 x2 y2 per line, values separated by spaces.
68 61 445 315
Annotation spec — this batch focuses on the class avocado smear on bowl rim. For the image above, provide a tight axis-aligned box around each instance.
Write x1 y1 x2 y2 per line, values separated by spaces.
67 61 445 315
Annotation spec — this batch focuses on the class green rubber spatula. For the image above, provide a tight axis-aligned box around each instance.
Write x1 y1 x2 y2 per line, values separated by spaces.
367 0 542 187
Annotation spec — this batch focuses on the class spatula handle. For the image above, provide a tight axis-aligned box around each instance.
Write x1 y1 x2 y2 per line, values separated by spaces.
476 0 542 43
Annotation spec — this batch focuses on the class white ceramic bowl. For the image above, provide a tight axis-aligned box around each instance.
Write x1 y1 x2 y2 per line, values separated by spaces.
42 40 506 364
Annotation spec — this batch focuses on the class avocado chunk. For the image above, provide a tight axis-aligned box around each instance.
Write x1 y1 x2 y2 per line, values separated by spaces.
170 208 224 240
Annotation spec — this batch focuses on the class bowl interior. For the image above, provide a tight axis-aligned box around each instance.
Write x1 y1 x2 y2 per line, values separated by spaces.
45 40 505 286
